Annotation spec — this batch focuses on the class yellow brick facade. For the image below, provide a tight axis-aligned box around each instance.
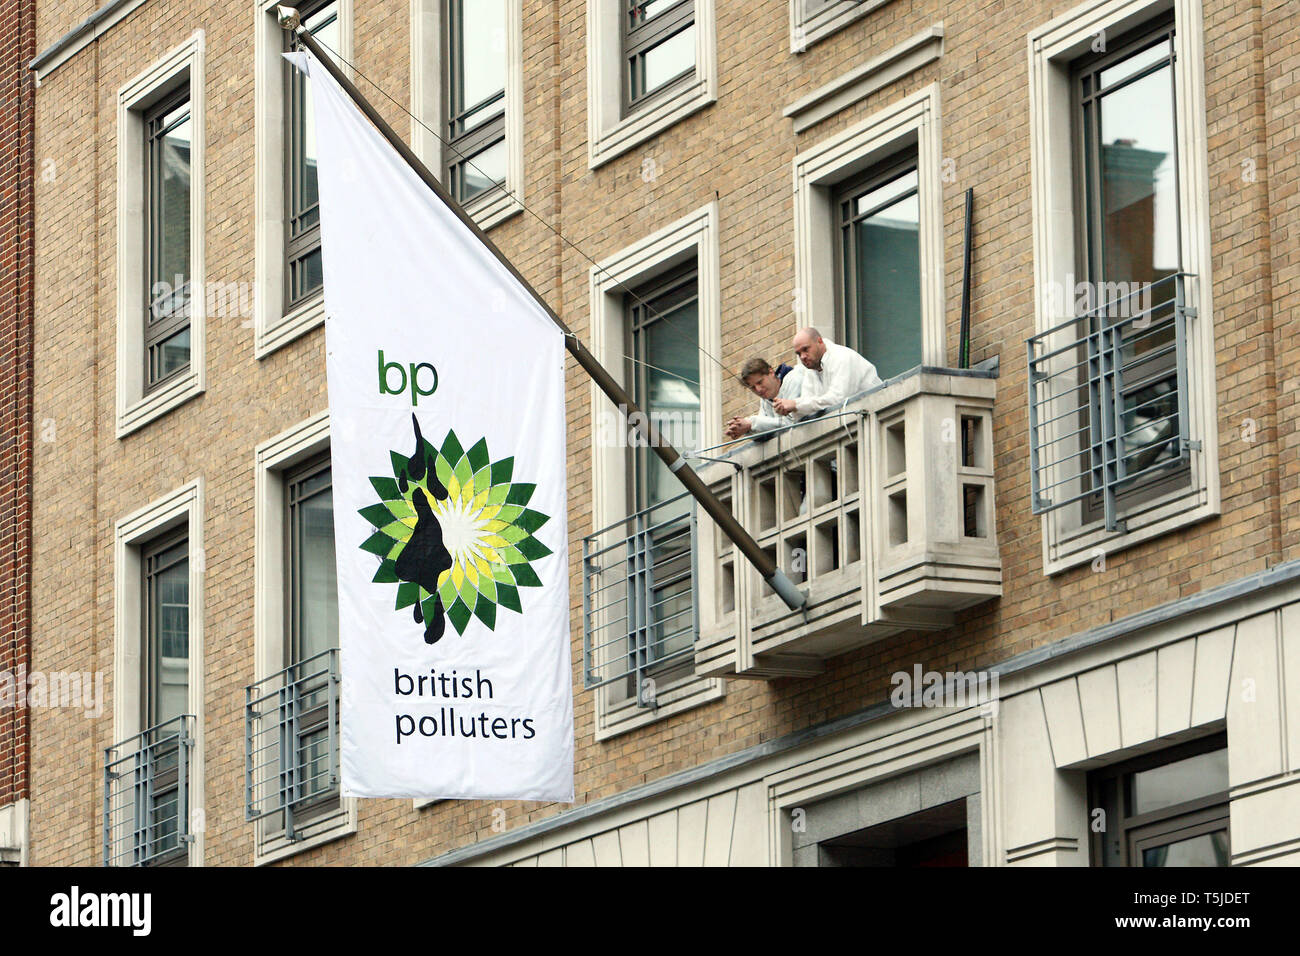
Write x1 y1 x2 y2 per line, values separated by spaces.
24 0 1300 865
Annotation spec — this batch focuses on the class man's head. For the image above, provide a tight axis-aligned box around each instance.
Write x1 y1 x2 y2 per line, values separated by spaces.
739 357 781 400
793 327 828 370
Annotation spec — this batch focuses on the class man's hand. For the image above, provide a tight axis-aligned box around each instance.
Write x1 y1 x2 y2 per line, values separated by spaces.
724 417 752 439
773 398 798 416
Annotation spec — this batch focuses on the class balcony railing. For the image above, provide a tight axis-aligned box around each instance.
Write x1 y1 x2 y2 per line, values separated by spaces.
693 367 1002 679
103 715 194 867
245 648 341 841
582 493 697 702
1028 272 1195 532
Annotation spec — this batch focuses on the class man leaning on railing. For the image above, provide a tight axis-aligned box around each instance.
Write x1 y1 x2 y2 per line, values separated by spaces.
724 356 808 439
782 327 882 418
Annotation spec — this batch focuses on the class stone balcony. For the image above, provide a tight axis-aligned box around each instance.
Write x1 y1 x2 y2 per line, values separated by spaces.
693 366 1002 679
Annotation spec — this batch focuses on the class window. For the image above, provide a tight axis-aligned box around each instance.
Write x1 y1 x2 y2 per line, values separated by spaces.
586 0 717 168
1090 734 1229 866
626 265 700 515
285 1 339 309
138 533 190 866
108 481 204 867
254 0 352 356
281 455 340 820
585 203 724 738
143 534 190 732
443 0 507 205
622 0 695 112
412 0 522 226
1072 17 1188 519
115 33 206 437
1026 0 1217 573
143 91 193 393
793 86 946 376
252 414 355 861
619 265 699 694
835 153 922 380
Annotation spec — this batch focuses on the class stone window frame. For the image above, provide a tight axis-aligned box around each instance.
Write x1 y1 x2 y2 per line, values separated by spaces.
410 0 525 229
253 0 354 359
789 753 984 866
115 31 206 439
1027 0 1219 575
792 84 947 371
112 479 206 866
766 708 993 867
789 0 898 55
253 412 358 864
586 0 717 169
586 202 725 740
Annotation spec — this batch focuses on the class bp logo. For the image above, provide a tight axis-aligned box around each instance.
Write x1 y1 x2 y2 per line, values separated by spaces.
359 414 551 644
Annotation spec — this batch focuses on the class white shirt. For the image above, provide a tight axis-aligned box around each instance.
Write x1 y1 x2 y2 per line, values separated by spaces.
748 364 808 434
793 340 882 417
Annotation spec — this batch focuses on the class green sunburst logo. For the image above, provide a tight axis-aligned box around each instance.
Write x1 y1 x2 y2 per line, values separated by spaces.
358 414 551 644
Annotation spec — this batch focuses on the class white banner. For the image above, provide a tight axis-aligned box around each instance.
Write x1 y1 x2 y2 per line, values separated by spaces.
289 51 573 802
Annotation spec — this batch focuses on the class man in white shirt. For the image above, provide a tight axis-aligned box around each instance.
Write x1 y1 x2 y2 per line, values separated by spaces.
724 357 807 438
774 327 882 419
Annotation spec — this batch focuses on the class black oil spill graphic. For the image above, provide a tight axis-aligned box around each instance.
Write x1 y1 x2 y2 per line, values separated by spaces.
393 413 454 644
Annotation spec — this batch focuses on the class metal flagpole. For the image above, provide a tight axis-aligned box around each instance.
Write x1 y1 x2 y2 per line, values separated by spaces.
279 7 807 611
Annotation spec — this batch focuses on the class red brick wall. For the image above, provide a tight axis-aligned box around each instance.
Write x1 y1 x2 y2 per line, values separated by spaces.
0 0 35 808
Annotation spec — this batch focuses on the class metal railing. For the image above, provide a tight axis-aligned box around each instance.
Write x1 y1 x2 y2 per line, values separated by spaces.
582 493 697 699
1027 272 1196 532
103 715 194 867
245 648 340 841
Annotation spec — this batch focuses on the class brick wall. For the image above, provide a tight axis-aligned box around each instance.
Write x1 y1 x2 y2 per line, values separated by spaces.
24 0 1300 864
0 0 35 811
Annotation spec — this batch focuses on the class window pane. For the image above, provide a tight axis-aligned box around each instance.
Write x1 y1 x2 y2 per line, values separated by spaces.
457 93 506 137
453 0 506 120
846 172 922 380
639 296 699 510
294 479 338 663
629 0 682 28
292 249 325 302
1130 747 1228 814
454 137 507 202
1099 37 1172 90
634 24 694 101
645 522 693 663
1097 61 1179 287
297 725 332 800
1120 375 1179 475
152 110 191 299
853 170 916 217
291 4 339 236
153 328 191 382
150 788 181 855
1141 829 1230 866
149 549 189 727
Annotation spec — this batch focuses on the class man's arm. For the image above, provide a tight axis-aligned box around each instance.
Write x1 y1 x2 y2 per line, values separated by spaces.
793 358 845 416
